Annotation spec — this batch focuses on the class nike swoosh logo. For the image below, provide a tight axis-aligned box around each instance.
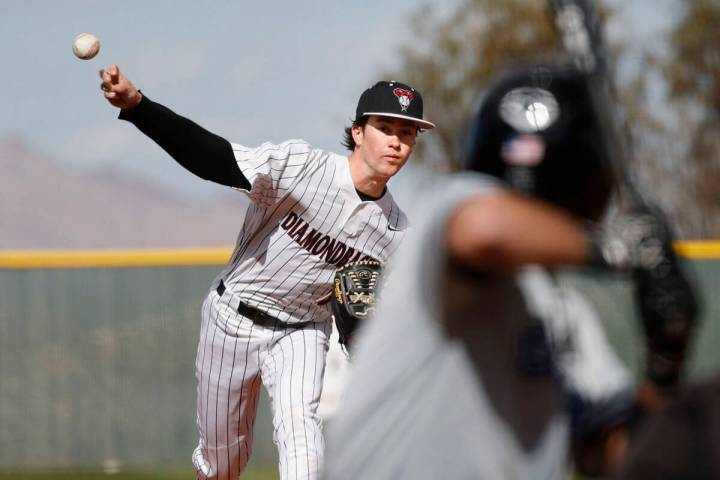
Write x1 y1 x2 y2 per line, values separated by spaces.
388 224 403 231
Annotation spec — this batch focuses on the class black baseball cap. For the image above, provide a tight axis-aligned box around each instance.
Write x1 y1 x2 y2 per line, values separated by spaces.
355 81 435 130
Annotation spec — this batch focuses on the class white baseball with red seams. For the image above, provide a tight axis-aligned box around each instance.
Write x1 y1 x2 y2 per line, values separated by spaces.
72 33 100 60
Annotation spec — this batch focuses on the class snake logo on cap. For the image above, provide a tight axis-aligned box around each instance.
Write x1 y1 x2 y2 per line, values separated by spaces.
393 88 415 112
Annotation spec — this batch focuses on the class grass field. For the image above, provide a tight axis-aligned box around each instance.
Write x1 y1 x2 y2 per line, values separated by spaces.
0 468 278 480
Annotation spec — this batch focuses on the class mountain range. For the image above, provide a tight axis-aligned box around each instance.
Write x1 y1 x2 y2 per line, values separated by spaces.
0 138 246 249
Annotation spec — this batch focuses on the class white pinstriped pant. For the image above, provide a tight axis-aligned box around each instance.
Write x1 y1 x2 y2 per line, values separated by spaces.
192 287 331 480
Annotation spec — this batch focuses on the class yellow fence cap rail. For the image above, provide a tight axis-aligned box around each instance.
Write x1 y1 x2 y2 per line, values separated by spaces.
0 242 718 269
0 247 233 269
674 241 720 260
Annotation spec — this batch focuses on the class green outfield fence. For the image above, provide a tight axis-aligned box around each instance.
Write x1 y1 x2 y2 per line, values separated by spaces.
0 244 718 472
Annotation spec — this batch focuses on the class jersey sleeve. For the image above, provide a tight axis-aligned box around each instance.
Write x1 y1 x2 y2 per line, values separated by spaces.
381 173 500 309
230 140 313 207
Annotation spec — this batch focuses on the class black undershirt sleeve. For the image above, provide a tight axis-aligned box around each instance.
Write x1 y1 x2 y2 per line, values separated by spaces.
118 94 251 190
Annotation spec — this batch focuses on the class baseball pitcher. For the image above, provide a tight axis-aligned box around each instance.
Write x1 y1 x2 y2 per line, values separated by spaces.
98 64 434 480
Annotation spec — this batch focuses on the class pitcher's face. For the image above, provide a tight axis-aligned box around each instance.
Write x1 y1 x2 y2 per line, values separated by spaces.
352 115 418 178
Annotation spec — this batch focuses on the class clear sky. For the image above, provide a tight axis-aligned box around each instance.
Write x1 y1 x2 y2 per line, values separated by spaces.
1 0 461 200
1 0 676 202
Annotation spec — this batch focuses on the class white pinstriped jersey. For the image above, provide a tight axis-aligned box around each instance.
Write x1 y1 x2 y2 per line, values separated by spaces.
216 139 408 325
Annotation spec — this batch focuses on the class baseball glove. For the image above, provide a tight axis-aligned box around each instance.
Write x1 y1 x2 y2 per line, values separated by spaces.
330 259 384 352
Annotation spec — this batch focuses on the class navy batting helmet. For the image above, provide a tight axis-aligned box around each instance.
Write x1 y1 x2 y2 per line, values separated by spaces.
462 66 618 220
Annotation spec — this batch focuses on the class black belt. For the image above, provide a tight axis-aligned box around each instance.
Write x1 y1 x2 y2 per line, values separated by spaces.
216 280 312 329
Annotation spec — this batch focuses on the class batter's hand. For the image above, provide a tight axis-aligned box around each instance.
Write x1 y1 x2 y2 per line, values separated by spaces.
591 202 700 388
98 64 142 110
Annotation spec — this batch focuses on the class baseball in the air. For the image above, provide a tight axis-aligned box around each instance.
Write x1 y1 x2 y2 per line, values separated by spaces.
72 33 100 60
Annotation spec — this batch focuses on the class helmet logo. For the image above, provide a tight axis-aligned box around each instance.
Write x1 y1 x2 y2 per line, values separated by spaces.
499 88 560 133
393 88 414 111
